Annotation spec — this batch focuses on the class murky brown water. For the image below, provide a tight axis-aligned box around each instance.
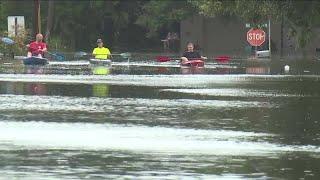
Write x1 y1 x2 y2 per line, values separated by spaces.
0 58 319 179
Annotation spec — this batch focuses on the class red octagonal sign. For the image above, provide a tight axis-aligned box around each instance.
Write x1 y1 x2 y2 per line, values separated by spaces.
247 28 266 46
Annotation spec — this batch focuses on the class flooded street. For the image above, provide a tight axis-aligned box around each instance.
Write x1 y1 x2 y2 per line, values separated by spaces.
0 59 320 179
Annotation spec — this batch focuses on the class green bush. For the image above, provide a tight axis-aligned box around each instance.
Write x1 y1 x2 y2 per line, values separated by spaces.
0 29 31 58
47 36 71 52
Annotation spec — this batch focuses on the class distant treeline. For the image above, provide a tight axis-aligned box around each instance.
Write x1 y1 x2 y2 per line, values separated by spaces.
0 0 319 51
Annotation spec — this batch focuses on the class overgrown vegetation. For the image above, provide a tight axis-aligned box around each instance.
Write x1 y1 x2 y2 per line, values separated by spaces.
0 29 30 57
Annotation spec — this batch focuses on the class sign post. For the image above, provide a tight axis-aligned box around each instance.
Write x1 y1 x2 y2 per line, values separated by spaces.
268 19 271 57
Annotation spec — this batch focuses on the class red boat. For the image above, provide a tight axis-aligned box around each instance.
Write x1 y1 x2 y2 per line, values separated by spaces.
181 59 205 67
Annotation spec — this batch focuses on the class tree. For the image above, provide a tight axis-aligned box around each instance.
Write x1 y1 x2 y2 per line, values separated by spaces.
189 0 320 49
45 0 54 42
136 0 194 38
2 0 319 51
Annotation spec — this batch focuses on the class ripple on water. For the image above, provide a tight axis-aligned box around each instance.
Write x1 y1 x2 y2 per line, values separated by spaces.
0 94 274 113
160 88 308 98
0 74 318 87
0 121 319 156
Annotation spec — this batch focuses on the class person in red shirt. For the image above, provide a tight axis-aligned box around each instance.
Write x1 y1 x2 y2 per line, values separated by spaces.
27 33 47 58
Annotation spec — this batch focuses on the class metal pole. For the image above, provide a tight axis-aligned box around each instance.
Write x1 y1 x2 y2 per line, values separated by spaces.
14 17 18 37
268 18 271 57
255 46 257 58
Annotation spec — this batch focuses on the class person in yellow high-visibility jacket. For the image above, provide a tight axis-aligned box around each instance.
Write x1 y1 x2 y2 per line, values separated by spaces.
92 39 111 59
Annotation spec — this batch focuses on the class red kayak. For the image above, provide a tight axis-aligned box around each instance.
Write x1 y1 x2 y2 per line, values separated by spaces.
215 56 231 62
181 59 204 67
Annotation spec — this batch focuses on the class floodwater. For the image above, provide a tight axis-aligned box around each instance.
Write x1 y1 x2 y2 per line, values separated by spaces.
0 58 320 179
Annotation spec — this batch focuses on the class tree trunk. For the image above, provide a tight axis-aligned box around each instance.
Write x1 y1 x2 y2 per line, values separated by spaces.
45 0 54 42
34 0 40 36
280 14 284 58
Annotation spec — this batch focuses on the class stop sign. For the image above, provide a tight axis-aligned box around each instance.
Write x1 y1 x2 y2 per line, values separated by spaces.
247 28 266 46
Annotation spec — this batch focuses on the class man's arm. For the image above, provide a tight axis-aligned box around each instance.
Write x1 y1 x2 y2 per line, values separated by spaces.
181 52 188 62
107 49 112 59
181 57 188 63
42 44 47 52
26 43 33 57
92 48 97 57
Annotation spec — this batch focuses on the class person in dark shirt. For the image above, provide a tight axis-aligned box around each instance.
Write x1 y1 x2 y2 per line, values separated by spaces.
181 42 207 63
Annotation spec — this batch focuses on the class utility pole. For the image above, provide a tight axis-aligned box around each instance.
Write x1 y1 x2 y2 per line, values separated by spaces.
34 0 41 35
268 18 271 58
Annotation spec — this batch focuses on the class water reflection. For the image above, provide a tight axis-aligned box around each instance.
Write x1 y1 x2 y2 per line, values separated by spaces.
26 83 47 95
246 66 270 74
156 67 169 74
0 82 47 95
180 67 205 74
25 66 44 74
91 66 111 75
215 68 231 74
0 81 24 95
1 58 320 76
92 84 109 97
1 121 319 155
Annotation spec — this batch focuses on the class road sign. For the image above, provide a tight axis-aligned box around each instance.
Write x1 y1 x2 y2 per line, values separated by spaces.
7 16 25 37
247 28 266 46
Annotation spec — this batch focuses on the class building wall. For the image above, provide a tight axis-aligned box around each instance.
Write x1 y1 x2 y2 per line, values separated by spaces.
202 16 248 56
180 15 205 52
180 15 319 58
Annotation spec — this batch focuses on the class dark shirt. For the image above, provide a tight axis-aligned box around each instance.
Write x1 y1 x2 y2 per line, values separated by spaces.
182 51 201 59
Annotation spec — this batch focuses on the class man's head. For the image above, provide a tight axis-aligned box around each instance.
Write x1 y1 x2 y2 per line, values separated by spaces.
187 42 194 52
36 33 43 42
97 39 103 47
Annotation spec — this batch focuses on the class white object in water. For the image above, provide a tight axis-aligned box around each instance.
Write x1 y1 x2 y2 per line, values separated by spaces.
256 50 270 58
14 56 26 60
284 65 290 72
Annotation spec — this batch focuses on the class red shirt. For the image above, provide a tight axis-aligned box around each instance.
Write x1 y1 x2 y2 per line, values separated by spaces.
28 41 47 56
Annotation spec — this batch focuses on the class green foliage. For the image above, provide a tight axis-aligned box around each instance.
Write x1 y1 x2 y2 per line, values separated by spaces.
0 0 149 51
0 2 5 30
188 0 233 17
46 36 70 52
282 1 320 49
0 0 34 32
189 0 277 25
1 0 320 51
50 0 142 50
136 0 194 37
0 29 30 56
